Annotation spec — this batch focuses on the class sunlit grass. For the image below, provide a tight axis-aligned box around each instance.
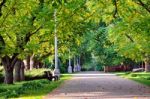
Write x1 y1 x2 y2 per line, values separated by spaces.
16 75 71 99
0 68 72 99
115 72 150 86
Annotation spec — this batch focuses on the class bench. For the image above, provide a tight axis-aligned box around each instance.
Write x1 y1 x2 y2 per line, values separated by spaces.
44 71 59 81
132 68 144 72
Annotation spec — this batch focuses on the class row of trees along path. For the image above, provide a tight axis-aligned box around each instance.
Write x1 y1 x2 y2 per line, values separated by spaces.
0 0 150 84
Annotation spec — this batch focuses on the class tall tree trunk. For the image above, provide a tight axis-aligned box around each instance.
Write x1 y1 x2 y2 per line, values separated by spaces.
14 59 21 82
4 68 13 84
39 62 43 68
145 58 150 72
20 61 25 81
1 55 17 84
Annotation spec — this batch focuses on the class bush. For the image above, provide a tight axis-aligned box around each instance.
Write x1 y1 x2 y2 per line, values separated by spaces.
5 81 45 98
0 88 7 93
60 65 67 73
39 80 50 84
81 68 87 71
125 72 130 75
5 90 19 98
21 81 43 90
130 74 137 77
144 77 150 80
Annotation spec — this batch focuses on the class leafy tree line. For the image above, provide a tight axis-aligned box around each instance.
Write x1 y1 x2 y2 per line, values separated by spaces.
0 0 150 84
78 0 150 71
0 0 93 84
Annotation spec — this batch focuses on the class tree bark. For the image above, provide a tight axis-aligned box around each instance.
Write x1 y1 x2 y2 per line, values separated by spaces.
145 58 150 72
20 61 25 81
4 68 13 84
14 59 21 82
1 56 14 84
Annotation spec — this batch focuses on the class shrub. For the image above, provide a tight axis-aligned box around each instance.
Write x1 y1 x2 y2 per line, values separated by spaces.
144 77 150 80
130 74 137 77
21 81 44 90
125 72 130 75
39 80 50 84
60 66 67 73
5 81 45 98
0 88 7 93
81 68 87 71
5 90 19 98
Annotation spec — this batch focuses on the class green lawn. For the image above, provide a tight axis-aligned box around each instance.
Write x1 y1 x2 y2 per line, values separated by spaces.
17 75 71 99
115 72 150 86
0 69 71 99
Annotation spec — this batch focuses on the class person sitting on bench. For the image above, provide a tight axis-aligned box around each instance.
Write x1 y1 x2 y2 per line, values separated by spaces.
44 71 59 81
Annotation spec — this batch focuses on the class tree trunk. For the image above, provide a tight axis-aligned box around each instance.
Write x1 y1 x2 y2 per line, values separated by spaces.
1 56 16 84
4 69 13 84
30 54 34 70
39 62 43 68
14 60 21 82
145 59 150 72
20 61 25 81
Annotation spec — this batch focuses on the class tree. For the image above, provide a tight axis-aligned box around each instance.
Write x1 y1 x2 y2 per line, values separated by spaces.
108 1 150 71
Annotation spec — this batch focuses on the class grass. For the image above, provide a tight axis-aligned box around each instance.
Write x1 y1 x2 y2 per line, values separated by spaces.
115 72 150 86
0 68 72 99
17 75 71 99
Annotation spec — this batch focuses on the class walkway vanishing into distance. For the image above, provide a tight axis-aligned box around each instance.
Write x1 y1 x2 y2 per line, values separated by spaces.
45 71 150 99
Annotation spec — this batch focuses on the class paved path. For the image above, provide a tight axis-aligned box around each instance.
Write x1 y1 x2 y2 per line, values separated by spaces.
45 71 150 99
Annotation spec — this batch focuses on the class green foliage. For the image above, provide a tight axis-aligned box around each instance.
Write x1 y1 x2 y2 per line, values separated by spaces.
116 72 150 86
0 0 149 76
4 81 46 98
60 65 67 73
144 77 150 80
130 74 137 77
0 74 71 99
0 88 7 93
21 81 44 90
108 1 150 62
25 68 51 78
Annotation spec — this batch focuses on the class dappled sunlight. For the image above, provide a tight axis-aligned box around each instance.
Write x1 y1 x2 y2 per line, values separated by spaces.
0 0 150 98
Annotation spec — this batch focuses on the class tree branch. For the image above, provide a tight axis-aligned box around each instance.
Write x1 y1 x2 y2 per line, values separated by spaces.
113 0 118 18
10 53 19 68
38 52 52 60
30 25 43 37
125 34 134 42
136 0 150 13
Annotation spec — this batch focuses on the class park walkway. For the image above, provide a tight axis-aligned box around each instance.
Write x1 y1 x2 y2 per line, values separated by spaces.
45 71 150 99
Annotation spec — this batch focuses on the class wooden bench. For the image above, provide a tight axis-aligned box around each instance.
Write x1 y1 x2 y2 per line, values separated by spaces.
44 71 59 81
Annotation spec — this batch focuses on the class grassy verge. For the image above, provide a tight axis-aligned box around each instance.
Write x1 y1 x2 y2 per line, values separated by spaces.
17 75 71 99
115 72 150 86
0 70 71 99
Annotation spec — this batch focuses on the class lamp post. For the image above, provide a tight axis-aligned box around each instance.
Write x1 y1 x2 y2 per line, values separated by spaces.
53 9 60 77
68 49 72 73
